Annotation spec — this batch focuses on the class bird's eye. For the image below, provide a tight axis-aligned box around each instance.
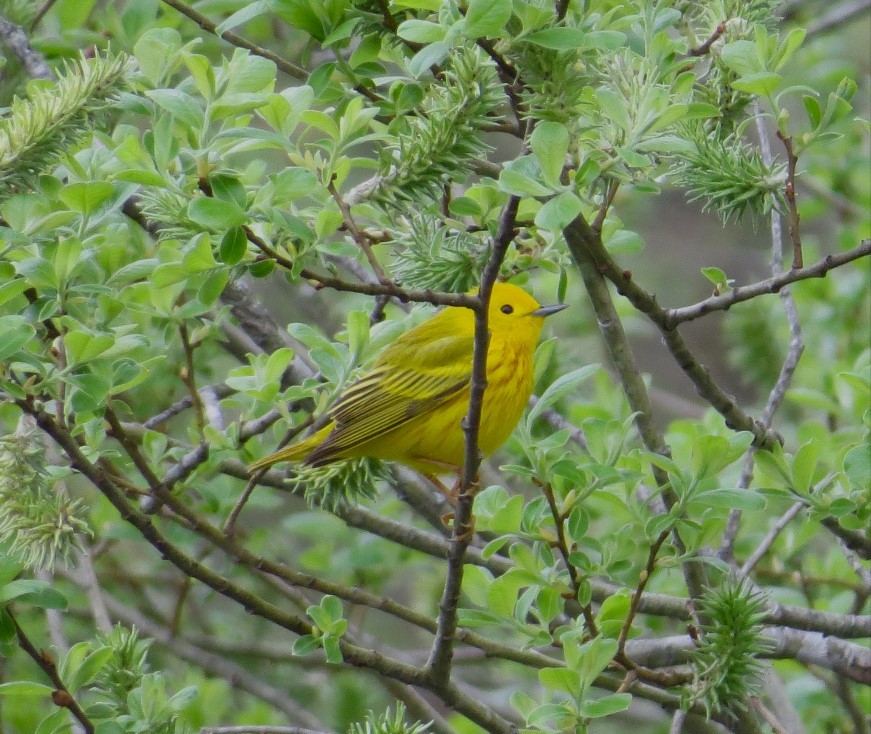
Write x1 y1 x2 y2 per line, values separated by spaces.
500 304 514 315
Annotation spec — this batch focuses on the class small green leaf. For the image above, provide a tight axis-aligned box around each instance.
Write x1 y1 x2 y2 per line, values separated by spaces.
528 364 598 425
58 182 114 216
844 444 870 489
732 72 781 97
0 682 55 696
530 121 569 187
539 667 581 696
580 693 633 718
146 88 203 129
689 488 766 511
701 266 732 292
323 635 343 664
408 40 452 78
464 0 511 38
0 317 35 360
719 40 760 76
292 635 320 656
64 330 114 364
187 197 247 230
219 226 248 265
535 191 583 230
397 19 446 44
498 157 552 197
0 580 68 609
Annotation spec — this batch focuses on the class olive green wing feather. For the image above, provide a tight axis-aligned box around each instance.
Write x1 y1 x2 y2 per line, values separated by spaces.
305 329 473 465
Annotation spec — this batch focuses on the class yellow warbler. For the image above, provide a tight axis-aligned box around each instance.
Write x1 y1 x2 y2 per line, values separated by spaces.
248 283 566 478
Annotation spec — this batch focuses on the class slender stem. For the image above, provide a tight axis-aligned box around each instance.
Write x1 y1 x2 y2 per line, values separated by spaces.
159 0 308 80
738 502 804 580
617 531 669 659
9 612 95 733
539 480 599 636
777 131 804 269
688 21 726 56
666 240 870 326
179 322 206 433
425 195 519 688
0 15 54 79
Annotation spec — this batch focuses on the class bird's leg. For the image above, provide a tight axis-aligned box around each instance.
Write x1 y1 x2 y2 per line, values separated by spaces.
424 470 480 540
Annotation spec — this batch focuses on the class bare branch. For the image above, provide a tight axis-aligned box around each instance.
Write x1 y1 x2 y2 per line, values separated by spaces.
665 240 871 327
9 611 95 733
0 15 53 79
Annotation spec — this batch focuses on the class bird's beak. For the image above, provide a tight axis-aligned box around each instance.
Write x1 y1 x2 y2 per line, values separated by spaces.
532 303 568 318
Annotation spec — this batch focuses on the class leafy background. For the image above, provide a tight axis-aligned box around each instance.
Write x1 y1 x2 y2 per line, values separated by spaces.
0 1 868 733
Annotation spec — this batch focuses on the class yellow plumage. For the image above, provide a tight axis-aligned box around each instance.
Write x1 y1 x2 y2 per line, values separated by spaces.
248 283 566 477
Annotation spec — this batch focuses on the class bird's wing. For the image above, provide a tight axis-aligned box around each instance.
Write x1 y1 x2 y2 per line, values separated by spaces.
305 330 473 463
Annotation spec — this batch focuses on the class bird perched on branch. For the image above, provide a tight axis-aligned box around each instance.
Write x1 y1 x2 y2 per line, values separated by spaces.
248 283 566 493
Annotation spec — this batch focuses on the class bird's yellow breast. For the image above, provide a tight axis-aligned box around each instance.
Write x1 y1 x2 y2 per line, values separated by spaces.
349 333 533 474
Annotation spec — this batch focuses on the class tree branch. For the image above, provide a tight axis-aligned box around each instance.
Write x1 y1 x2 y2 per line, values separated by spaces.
425 195 519 689
9 611 95 733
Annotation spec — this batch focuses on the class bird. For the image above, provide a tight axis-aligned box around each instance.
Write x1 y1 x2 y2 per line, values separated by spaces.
247 283 567 489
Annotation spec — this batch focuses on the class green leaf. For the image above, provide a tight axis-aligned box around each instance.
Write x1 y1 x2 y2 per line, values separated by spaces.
0 580 68 609
689 488 766 511
732 72 782 96
323 635 343 664
219 226 248 265
530 121 569 188
0 317 35 360
292 635 320 656
151 263 189 288
580 693 633 718
719 40 760 76
0 279 30 308
528 364 598 425
464 0 511 38
66 646 113 692
792 441 820 494
0 682 54 697
146 88 203 129
539 666 581 696
210 174 247 209
215 0 275 35
701 266 731 292
58 182 114 215
64 330 114 364
408 40 452 78
490 494 524 534
499 156 552 197
397 19 446 44
844 444 870 489
524 27 583 50
187 197 247 230
535 191 583 230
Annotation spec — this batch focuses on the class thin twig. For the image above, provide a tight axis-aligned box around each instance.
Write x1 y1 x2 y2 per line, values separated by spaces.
539 479 599 636
0 15 54 79
776 131 804 269
425 195 520 688
738 502 805 580
563 214 709 604
688 21 726 56
806 0 871 37
179 322 206 433
617 531 670 659
159 0 308 80
30 0 60 31
9 612 95 733
664 240 870 326
721 107 806 561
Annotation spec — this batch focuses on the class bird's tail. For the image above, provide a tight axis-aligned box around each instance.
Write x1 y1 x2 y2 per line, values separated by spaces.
247 424 333 473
